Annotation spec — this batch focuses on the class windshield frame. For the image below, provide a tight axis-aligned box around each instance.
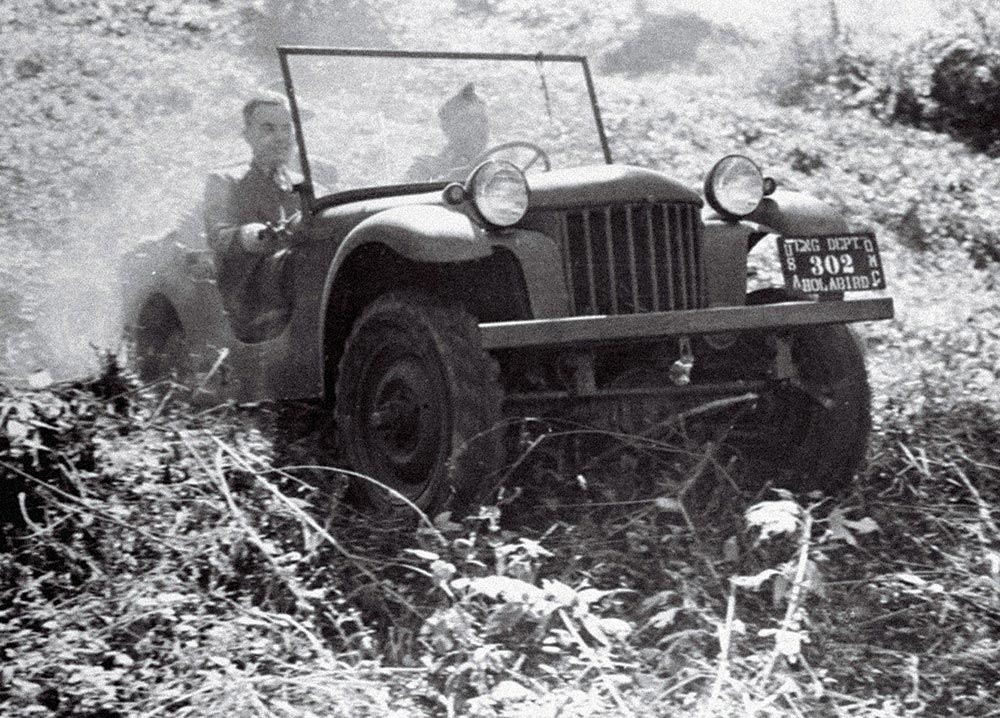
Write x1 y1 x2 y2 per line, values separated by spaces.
277 46 613 213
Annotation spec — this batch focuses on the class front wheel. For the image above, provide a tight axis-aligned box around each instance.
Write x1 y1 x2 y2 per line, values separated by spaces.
729 288 872 492
134 303 192 384
334 291 505 518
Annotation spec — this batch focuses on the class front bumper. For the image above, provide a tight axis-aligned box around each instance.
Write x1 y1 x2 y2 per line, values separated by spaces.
479 297 894 350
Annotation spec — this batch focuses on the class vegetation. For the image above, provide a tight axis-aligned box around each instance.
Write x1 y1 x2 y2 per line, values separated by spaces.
2 1 999 716
3 359 998 716
757 0 1000 155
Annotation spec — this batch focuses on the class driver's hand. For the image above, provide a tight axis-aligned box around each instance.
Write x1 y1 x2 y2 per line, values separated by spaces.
284 211 302 235
238 223 269 253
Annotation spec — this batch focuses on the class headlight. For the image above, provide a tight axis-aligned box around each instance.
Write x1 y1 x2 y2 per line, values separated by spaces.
468 160 529 227
704 155 765 219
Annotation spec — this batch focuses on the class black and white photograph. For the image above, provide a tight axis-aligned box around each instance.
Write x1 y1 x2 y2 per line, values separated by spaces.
1 1 997 715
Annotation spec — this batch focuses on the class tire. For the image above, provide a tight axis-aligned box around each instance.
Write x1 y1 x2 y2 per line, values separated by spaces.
135 305 192 384
334 291 505 518
730 288 872 492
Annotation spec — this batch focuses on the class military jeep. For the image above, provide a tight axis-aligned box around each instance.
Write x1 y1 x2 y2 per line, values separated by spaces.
121 47 894 516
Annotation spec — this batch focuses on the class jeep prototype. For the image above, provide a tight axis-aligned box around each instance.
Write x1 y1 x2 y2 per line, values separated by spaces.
121 48 894 516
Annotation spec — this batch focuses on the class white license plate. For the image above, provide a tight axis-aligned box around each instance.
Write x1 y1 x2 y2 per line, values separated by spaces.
777 233 886 294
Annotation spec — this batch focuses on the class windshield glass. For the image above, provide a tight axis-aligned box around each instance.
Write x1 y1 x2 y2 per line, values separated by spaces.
281 50 610 195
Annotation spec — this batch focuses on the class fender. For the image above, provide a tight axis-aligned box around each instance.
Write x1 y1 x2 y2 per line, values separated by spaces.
329 204 491 271
744 189 850 245
491 229 567 318
318 204 494 358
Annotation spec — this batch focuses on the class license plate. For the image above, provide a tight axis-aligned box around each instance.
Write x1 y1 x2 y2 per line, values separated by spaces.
776 233 886 294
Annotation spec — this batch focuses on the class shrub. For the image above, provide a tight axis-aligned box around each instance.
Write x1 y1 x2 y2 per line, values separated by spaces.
755 0 883 108
759 1 1000 155
924 39 1000 152
878 15 1000 152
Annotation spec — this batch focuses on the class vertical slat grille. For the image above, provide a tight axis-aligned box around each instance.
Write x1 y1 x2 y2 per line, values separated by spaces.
561 202 704 316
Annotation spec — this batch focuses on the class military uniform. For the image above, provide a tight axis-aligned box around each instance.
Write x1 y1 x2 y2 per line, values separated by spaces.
405 82 489 183
203 163 300 341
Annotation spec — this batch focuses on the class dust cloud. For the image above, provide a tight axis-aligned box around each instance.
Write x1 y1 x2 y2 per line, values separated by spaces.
0 1 394 384
4 61 254 383
31 167 206 381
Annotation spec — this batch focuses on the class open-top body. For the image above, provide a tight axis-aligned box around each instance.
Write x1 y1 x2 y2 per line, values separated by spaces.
121 47 894 514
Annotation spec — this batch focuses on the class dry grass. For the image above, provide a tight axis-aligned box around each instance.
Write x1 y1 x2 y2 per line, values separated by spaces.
3 367 998 716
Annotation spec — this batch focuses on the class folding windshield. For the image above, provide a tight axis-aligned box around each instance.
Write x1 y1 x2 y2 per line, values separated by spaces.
278 48 612 199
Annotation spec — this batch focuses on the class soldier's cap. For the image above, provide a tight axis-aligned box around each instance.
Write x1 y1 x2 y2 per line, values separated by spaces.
244 82 314 124
438 82 486 121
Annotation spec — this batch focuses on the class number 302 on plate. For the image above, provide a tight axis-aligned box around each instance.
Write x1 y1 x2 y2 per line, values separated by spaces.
776 233 887 294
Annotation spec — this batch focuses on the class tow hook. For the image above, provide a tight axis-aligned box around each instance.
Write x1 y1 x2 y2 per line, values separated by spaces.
565 352 597 395
770 334 796 381
669 336 695 386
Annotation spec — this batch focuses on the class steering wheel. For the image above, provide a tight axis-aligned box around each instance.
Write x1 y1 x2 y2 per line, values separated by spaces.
472 141 551 173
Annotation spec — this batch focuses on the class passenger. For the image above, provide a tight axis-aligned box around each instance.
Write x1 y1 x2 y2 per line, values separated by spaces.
405 82 490 182
203 90 301 340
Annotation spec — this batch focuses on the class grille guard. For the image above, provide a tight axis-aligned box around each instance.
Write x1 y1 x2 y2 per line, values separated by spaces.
478 297 894 350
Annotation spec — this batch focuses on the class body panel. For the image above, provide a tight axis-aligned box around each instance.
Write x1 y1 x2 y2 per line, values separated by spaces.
704 190 851 241
328 205 492 267
491 229 569 318
744 189 850 238
701 220 750 307
526 165 702 208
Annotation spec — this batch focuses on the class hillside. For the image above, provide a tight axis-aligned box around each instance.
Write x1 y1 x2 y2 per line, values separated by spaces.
2 1 999 717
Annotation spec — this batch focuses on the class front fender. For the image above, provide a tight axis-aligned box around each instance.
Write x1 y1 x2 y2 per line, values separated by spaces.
321 202 494 308
318 204 496 370
702 190 852 303
744 189 850 241
331 205 492 271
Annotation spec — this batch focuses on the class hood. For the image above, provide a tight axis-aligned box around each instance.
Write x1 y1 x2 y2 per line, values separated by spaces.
309 164 703 240
526 164 702 208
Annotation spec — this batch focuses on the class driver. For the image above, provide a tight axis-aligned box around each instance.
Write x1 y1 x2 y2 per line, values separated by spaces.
405 82 490 182
203 90 301 339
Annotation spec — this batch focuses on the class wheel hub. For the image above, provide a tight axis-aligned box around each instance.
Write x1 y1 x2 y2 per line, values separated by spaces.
370 383 422 450
362 357 443 484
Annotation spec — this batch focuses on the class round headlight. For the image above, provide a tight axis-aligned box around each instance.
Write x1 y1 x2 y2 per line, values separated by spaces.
468 160 529 227
704 155 765 219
